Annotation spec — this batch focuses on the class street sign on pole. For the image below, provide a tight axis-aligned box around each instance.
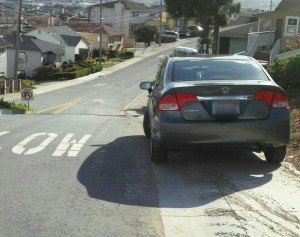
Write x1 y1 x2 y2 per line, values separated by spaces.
21 88 34 101
21 88 34 110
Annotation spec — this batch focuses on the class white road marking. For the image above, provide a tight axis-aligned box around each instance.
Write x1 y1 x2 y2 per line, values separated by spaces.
0 131 10 151
52 134 91 157
93 83 106 87
12 133 57 155
93 98 106 103
0 131 10 137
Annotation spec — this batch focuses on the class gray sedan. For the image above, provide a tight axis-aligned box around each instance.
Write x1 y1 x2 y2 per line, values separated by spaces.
140 55 290 164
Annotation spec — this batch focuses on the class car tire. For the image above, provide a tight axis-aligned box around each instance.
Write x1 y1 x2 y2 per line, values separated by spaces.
264 145 286 164
151 138 167 163
143 111 151 139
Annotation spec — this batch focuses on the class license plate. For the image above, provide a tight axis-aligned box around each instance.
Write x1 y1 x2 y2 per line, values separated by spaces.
212 101 240 115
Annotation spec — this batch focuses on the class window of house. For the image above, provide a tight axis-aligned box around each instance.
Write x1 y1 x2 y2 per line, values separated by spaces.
132 12 139 17
284 16 299 37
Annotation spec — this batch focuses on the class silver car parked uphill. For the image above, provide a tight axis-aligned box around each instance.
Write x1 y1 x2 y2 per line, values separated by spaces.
140 55 290 164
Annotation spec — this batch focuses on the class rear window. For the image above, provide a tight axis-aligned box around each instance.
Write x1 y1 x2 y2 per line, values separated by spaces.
172 59 269 82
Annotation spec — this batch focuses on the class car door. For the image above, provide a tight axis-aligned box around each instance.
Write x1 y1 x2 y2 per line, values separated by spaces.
149 59 167 121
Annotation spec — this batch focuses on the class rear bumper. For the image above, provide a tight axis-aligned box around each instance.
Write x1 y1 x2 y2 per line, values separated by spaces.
151 109 290 150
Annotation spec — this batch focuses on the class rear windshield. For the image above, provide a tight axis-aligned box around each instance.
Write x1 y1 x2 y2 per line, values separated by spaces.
172 59 269 82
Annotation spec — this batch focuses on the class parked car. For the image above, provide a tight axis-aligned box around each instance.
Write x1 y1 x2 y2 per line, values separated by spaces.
178 30 190 38
155 32 177 43
173 46 198 56
140 55 290 164
164 30 179 39
188 25 204 37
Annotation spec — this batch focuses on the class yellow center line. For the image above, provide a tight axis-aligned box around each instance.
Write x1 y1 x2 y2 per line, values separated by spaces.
36 98 82 114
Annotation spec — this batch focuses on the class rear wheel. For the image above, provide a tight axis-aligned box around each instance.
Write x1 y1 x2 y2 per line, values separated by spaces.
151 139 167 164
264 145 286 164
143 111 151 139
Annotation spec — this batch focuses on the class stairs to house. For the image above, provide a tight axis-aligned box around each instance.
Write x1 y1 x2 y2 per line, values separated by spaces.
253 50 270 62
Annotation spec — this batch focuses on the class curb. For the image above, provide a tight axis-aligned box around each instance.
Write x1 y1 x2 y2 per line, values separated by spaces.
0 109 33 115
123 92 148 118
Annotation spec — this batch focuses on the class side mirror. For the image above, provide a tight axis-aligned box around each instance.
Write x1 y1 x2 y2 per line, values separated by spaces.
140 81 152 90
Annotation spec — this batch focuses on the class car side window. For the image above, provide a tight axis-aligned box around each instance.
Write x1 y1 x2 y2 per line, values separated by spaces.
154 61 167 88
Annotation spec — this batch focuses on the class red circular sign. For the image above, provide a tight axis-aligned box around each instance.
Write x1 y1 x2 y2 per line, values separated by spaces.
21 89 33 100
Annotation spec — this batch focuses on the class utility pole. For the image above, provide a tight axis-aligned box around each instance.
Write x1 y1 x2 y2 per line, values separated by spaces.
99 0 103 65
158 0 162 46
270 0 273 11
13 0 22 80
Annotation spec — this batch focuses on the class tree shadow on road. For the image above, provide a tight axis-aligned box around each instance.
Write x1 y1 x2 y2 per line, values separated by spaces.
77 135 280 208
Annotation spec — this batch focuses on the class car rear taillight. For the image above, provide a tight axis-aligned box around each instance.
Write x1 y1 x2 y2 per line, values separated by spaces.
254 91 290 108
158 93 197 111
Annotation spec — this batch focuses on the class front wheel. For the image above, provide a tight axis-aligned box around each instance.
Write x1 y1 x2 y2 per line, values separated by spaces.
264 145 286 164
151 139 167 164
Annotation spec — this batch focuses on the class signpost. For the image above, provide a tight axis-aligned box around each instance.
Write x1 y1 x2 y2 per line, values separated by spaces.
21 88 34 109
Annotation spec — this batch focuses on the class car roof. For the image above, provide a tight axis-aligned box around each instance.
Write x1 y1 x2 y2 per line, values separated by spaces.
170 54 254 62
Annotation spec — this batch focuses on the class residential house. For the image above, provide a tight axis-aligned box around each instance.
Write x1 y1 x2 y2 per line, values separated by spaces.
0 36 13 77
87 0 160 38
253 0 300 61
218 0 300 62
67 21 124 53
25 25 90 62
4 34 64 78
219 19 272 54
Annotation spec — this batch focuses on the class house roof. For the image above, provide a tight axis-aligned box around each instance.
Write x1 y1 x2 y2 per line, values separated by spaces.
67 21 123 36
4 35 63 54
30 26 88 47
91 0 152 11
256 1 300 19
32 38 64 55
40 26 80 37
275 0 300 10
0 36 13 49
219 20 272 38
60 35 82 47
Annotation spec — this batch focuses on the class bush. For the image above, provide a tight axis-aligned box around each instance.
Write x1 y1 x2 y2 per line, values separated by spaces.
21 79 37 88
268 55 300 91
0 97 35 112
108 50 118 58
118 51 134 59
32 65 60 81
90 65 103 73
268 54 300 106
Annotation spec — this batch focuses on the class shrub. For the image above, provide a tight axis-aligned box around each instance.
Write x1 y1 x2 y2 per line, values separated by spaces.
84 58 97 64
90 65 103 73
118 51 134 59
268 54 300 106
0 97 35 112
62 61 69 70
17 72 27 79
21 79 37 88
101 56 108 62
108 50 118 58
268 55 300 91
32 65 60 81
49 72 77 80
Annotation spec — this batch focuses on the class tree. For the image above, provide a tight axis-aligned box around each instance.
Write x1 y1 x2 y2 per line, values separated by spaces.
134 24 158 47
165 0 240 54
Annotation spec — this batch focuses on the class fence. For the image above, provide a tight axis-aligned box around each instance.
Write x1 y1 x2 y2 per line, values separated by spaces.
0 79 22 95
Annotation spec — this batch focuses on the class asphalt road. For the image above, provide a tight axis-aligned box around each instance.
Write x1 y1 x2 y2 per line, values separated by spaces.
1 38 300 237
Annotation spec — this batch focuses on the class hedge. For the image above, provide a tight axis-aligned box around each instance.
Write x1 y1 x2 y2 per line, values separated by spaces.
48 65 103 80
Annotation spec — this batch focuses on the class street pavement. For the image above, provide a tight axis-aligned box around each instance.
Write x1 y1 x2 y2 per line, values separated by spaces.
1 40 184 116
